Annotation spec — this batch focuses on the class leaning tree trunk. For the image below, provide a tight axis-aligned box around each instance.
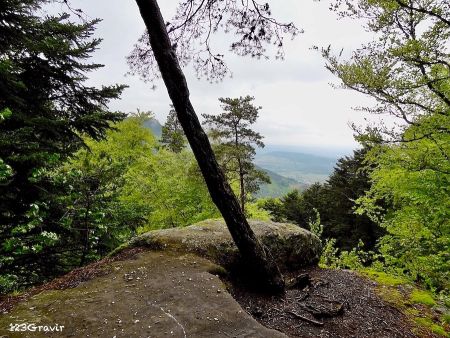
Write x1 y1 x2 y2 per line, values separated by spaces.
135 0 284 293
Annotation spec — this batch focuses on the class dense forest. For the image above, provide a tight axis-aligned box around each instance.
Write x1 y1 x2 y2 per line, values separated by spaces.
0 0 449 336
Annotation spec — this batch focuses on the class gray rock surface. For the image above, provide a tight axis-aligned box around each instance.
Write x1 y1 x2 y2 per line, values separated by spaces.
0 252 286 338
130 219 322 272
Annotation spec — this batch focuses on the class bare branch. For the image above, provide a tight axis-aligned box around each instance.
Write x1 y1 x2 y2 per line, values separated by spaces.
128 0 301 84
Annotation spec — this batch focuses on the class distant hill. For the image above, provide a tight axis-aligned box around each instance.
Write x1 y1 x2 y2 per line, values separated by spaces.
143 118 162 138
254 151 337 184
141 120 335 192
257 167 308 198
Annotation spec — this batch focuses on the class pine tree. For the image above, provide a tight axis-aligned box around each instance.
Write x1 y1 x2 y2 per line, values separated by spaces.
160 106 187 153
203 96 270 213
322 149 384 250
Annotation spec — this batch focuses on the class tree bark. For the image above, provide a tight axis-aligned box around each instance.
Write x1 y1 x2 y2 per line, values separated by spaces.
238 157 246 213
134 0 284 293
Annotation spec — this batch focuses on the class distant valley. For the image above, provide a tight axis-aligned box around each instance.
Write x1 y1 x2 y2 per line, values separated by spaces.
144 118 338 197
256 167 308 198
255 150 337 184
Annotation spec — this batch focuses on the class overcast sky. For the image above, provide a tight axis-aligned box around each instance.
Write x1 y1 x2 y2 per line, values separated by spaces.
52 0 377 157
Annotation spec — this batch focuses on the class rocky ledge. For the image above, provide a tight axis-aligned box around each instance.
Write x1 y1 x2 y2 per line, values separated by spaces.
0 219 321 338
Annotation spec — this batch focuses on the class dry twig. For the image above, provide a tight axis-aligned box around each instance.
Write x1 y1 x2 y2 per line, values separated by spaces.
286 310 324 326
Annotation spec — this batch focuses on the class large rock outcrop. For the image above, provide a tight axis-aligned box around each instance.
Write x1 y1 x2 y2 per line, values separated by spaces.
129 219 322 272
0 219 321 338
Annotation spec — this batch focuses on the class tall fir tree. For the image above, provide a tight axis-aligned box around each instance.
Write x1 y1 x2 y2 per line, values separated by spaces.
0 0 125 290
321 148 385 250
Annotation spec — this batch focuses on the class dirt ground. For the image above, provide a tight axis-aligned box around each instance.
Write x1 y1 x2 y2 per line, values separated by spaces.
230 267 439 338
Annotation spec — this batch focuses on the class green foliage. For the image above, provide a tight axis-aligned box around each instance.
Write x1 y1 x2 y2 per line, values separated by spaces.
76 116 217 232
0 274 19 295
0 107 12 121
259 197 285 222
245 201 272 221
319 148 384 250
319 238 340 268
130 148 219 231
324 0 449 143
0 112 219 292
320 238 369 270
261 189 311 226
52 116 157 264
0 158 13 183
308 208 323 239
203 96 270 212
58 116 218 255
443 313 450 325
324 0 449 295
337 244 365 270
357 136 450 292
410 290 436 307
278 190 307 225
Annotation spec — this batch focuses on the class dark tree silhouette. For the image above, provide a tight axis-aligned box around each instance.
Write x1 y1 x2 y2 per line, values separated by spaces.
0 0 125 287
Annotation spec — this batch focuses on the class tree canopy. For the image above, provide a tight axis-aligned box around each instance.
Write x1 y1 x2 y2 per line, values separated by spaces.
128 0 301 83
323 0 449 293
160 106 187 153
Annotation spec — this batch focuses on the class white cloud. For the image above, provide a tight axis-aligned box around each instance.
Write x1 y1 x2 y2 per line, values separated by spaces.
54 0 378 154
